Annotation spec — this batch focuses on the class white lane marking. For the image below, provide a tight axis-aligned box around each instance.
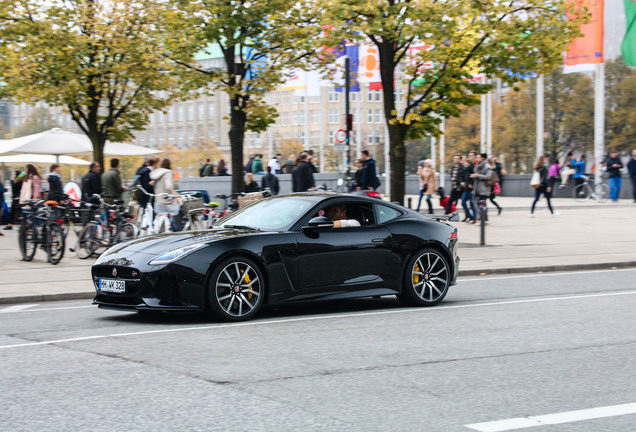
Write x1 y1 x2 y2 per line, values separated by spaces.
1 290 635 351
1 305 93 314
0 304 39 313
460 267 636 282
465 402 636 431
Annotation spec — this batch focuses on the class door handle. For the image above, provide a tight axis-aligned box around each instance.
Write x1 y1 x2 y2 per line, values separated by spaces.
372 238 384 243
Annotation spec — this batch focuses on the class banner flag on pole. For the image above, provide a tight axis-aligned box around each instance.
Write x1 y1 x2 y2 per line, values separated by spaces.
622 0 636 66
359 44 382 90
564 0 604 74
333 42 360 92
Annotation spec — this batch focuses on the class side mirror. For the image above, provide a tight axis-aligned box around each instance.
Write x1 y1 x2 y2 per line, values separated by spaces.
449 213 460 222
303 216 334 230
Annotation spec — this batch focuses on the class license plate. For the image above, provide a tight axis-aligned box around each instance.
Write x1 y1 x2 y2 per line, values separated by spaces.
99 279 126 293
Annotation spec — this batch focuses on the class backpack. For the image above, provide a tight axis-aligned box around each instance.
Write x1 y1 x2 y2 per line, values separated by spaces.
485 170 499 188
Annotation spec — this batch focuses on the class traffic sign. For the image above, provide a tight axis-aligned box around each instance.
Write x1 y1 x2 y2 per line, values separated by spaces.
334 144 347 152
335 129 346 143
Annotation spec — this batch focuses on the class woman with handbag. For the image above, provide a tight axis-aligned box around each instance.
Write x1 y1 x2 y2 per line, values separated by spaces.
530 155 559 218
19 164 42 204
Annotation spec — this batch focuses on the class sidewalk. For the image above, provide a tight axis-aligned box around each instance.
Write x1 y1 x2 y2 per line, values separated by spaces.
1 196 635 304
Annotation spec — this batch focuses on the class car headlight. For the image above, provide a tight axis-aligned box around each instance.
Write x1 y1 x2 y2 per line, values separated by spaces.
149 243 206 265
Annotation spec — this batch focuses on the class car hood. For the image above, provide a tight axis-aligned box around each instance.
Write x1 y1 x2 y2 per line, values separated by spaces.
98 227 263 259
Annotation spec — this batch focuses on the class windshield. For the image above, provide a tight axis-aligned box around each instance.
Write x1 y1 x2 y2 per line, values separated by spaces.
215 196 317 231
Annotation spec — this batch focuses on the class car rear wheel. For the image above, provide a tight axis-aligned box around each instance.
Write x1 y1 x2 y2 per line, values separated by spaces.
398 248 450 307
207 257 264 321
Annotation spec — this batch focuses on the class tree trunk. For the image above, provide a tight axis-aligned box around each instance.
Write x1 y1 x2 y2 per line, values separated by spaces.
229 95 246 194
388 124 407 205
87 131 106 172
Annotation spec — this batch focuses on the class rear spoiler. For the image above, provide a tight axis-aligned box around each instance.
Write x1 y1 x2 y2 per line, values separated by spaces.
428 213 460 222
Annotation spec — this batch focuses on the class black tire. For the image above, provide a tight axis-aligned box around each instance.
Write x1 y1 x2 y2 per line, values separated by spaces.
76 222 99 259
573 184 589 202
207 257 265 322
46 223 66 265
397 248 451 307
19 222 38 261
114 223 137 244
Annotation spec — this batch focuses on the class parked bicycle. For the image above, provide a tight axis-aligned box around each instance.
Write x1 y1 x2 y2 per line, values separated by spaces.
136 186 183 236
18 200 66 264
573 175 609 203
75 195 138 259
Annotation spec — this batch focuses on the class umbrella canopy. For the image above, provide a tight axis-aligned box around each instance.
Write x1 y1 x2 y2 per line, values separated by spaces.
0 128 162 157
0 153 91 165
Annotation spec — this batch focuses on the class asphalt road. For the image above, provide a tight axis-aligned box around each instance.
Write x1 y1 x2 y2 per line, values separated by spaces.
1 268 636 431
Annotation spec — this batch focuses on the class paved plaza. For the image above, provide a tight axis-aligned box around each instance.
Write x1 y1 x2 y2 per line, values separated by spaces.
0 196 634 304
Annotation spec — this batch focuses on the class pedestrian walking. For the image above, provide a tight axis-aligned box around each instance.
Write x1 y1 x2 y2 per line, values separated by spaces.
200 159 214 177
150 158 180 229
101 158 126 203
605 149 624 202
491 156 506 191
416 160 437 214
571 154 586 187
488 156 502 215
47 164 66 202
357 149 380 191
20 164 42 203
470 153 493 222
4 170 24 230
529 155 559 217
445 154 464 214
135 156 159 212
244 172 260 193
280 156 295 174
216 159 229 176
268 154 282 174
349 159 364 192
291 152 315 192
261 166 280 195
460 158 477 223
80 161 102 201
251 154 264 174
628 149 636 203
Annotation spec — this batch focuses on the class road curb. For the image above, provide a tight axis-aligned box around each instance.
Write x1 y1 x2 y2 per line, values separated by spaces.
458 261 636 277
0 292 94 305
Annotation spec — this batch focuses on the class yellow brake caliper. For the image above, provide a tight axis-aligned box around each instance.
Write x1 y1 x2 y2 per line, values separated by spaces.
413 263 420 285
240 269 253 300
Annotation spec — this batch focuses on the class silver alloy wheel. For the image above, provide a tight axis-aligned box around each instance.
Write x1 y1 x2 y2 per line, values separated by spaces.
410 251 449 302
214 260 262 318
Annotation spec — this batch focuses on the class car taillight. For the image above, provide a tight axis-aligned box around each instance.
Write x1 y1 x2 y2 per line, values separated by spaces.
448 231 458 239
366 191 381 198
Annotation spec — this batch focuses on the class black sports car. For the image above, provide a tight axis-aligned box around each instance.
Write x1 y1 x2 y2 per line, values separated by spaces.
92 192 460 321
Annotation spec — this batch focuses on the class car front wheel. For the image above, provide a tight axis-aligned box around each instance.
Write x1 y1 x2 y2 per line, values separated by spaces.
207 257 265 321
398 248 450 307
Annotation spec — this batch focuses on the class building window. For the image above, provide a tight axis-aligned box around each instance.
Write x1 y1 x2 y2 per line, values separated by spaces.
208 102 215 119
198 103 205 120
208 125 214 139
177 105 184 122
292 111 298 126
375 109 383 123
310 110 319 124
187 127 194 145
168 107 175 122
299 110 305 125
328 87 340 102
328 108 339 124
310 95 320 103
178 129 184 147
367 109 373 123
158 130 165 146
328 130 334 144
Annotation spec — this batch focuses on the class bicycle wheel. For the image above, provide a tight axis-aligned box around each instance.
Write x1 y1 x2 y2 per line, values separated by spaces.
19 222 38 261
114 223 137 244
595 184 609 203
573 184 590 202
76 222 100 259
46 223 66 265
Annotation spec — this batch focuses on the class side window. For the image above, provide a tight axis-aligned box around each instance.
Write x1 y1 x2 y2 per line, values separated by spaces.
376 204 401 224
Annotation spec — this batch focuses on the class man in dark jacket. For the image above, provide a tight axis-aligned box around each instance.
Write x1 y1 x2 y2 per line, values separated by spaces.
261 166 280 195
628 149 636 203
605 149 623 202
47 164 66 202
445 154 463 214
357 149 380 191
292 152 315 192
81 161 102 201
135 156 158 210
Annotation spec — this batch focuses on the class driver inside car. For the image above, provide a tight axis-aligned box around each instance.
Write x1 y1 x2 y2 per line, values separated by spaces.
326 204 361 228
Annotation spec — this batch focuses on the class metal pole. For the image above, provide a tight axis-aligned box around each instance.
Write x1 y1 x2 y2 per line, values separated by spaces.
431 136 436 170
594 63 605 189
345 57 351 178
480 93 486 153
536 74 544 157
439 118 446 189
486 90 493 157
